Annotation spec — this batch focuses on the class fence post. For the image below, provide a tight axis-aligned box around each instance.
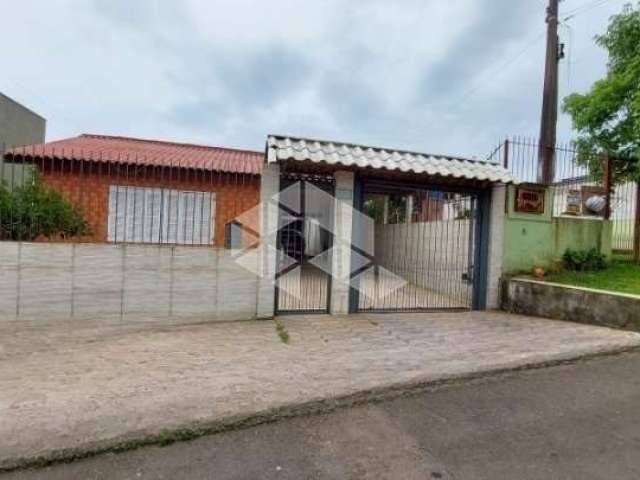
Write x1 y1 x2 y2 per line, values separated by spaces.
634 180 640 263
603 154 613 220
503 139 510 169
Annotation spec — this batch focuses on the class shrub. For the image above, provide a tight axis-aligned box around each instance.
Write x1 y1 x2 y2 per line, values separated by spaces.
562 248 607 271
0 175 89 241
455 208 472 220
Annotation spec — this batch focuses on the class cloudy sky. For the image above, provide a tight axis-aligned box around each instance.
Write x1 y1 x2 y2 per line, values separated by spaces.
0 0 628 158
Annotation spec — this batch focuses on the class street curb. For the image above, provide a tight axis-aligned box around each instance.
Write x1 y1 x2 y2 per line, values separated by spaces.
2 344 640 473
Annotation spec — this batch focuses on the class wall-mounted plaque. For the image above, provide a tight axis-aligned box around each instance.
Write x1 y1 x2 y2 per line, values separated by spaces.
565 189 581 215
515 187 545 214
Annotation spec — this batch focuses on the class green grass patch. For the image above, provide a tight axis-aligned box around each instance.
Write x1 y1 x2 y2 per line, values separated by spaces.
274 319 290 344
546 255 640 295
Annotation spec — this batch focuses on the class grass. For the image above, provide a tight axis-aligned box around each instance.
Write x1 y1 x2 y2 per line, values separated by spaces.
546 255 640 296
274 319 290 344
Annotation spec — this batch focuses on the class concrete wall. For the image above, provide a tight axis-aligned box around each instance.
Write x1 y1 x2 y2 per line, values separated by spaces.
0 242 260 325
503 186 555 273
0 93 45 148
330 171 354 314
553 216 612 258
486 184 506 309
504 278 640 332
373 219 472 303
503 185 612 274
256 163 279 318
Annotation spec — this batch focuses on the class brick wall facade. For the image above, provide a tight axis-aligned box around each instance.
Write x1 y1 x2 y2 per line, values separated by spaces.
39 162 260 247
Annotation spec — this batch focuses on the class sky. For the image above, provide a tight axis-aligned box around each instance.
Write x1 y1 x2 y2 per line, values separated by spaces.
0 0 629 158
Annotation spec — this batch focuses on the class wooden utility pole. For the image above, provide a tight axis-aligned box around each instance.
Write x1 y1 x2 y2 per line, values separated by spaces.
538 0 562 185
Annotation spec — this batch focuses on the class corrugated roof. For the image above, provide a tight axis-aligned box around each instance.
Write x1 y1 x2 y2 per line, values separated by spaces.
5 134 263 174
267 135 518 184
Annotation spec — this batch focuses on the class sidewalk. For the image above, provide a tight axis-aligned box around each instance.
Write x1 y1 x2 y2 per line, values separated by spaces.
2 311 640 470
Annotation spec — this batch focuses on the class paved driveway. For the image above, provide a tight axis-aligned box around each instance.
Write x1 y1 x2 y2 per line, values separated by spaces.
1 311 639 470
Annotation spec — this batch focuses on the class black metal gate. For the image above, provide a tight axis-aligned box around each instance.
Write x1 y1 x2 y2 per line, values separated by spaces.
353 182 482 312
275 175 334 314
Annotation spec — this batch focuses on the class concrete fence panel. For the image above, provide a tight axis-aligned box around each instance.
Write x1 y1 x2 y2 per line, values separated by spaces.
0 241 260 326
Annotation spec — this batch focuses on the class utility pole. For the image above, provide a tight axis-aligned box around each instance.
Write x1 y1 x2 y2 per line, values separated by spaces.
538 0 563 184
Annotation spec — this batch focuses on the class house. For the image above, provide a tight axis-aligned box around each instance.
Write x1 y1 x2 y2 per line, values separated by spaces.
0 92 46 187
0 92 45 148
257 135 518 317
1 132 519 323
3 134 263 247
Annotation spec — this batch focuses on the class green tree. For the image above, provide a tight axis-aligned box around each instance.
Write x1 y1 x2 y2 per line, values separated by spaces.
0 173 89 241
563 2 640 181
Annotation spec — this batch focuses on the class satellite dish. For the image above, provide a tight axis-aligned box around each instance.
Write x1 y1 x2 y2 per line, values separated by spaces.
585 195 606 214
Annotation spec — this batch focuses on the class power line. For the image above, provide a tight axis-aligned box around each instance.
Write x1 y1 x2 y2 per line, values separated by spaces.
454 29 546 105
563 0 612 21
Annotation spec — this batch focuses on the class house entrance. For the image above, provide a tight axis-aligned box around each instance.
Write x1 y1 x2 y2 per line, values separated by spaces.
355 181 481 312
275 174 334 314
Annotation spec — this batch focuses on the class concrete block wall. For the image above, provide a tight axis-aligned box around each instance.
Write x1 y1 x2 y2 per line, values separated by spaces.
0 242 260 326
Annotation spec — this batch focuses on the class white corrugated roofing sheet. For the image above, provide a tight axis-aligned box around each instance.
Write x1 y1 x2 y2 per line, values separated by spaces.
267 135 518 184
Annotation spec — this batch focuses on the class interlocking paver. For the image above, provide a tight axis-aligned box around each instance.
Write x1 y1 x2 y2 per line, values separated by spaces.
1 311 639 469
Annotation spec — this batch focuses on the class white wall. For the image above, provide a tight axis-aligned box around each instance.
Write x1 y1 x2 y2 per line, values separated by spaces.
330 171 354 314
486 184 506 309
0 242 260 325
256 163 279 318
373 219 473 303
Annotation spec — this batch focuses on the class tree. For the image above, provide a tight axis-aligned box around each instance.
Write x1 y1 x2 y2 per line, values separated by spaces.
563 2 640 182
0 173 89 241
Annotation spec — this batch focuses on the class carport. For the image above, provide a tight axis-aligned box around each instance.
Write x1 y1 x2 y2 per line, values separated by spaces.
256 135 518 317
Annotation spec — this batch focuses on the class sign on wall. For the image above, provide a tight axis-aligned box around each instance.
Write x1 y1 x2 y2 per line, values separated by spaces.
565 189 582 215
515 187 545 214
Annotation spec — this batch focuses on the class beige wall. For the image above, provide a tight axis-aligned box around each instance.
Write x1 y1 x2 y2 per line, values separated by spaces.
0 242 260 325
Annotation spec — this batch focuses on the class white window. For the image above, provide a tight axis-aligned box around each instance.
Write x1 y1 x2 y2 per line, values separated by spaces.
107 185 215 245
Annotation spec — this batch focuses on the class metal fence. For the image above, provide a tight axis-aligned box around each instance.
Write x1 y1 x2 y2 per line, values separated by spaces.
0 143 261 248
487 137 639 255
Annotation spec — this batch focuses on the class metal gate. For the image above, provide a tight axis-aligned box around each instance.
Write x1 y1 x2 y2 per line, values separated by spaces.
354 182 481 312
275 175 334 314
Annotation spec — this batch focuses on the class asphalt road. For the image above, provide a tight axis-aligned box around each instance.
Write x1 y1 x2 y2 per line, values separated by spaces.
4 351 640 480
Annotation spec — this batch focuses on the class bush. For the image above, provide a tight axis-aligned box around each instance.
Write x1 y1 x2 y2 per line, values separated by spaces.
0 175 89 241
562 248 607 271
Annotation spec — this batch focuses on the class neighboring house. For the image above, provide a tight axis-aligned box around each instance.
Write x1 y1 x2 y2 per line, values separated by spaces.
4 134 263 247
0 92 46 186
0 92 46 147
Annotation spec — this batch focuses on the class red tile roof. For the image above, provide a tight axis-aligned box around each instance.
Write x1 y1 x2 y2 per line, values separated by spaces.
5 134 264 174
